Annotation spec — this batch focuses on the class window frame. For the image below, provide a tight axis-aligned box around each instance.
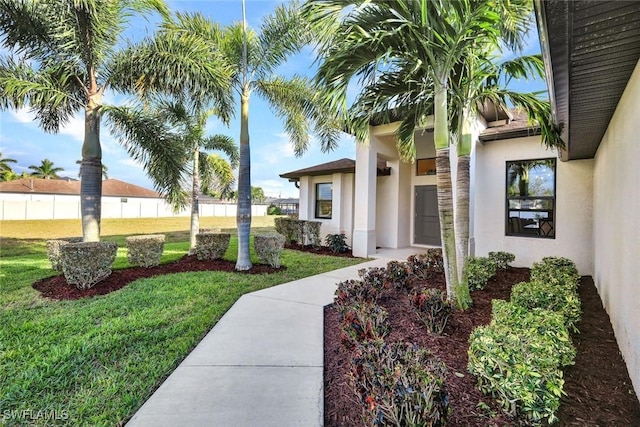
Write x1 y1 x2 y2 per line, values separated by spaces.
315 182 333 219
416 158 437 176
505 158 557 239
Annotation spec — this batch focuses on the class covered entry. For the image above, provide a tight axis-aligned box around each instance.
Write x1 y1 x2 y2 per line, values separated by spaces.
414 185 441 246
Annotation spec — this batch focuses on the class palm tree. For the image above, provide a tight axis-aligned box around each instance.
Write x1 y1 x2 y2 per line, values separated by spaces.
0 151 17 181
219 0 339 270
0 0 232 241
305 0 548 307
28 158 64 179
251 186 266 204
76 160 108 180
108 99 238 252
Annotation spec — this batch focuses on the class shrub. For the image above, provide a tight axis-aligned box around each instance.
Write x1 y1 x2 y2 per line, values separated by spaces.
61 242 118 289
467 257 497 290
274 218 321 246
194 232 230 260
358 267 386 292
198 227 221 233
335 278 381 310
487 251 515 270
46 239 69 272
267 204 282 215
410 288 452 334
468 300 576 424
351 340 449 426
340 302 390 346
407 249 444 280
254 233 286 268
384 260 411 288
511 281 582 331
325 232 350 254
530 256 580 287
303 221 322 247
125 234 165 267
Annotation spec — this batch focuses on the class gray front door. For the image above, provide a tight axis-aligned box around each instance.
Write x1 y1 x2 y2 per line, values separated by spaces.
414 185 441 246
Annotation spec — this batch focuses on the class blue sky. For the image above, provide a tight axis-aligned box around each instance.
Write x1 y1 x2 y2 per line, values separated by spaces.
0 1 545 198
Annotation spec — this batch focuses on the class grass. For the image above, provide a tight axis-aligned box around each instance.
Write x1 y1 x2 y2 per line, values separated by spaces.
0 219 366 426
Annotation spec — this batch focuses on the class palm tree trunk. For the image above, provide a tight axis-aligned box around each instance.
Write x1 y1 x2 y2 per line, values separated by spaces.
433 83 460 306
235 88 252 270
80 95 102 242
189 146 200 254
454 110 473 309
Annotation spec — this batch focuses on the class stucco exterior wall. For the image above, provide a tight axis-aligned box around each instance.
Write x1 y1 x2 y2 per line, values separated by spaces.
592 59 640 398
473 136 594 275
299 173 354 244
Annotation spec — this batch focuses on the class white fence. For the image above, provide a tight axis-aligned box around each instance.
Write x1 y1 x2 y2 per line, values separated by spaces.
0 199 267 221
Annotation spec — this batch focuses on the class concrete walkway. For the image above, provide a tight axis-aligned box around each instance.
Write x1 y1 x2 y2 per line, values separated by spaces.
126 253 413 427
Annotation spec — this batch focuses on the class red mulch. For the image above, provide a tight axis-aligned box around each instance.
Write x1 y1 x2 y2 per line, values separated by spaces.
285 243 356 258
324 269 640 426
32 255 283 301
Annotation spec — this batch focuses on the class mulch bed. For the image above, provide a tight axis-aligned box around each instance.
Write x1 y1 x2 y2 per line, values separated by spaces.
32 255 283 301
324 268 640 426
285 243 356 258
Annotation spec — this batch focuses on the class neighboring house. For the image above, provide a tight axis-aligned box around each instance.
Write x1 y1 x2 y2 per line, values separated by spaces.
267 198 300 215
0 178 267 219
281 1 640 399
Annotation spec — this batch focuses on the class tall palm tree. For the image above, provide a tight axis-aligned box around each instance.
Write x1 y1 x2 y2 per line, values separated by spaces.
305 0 547 307
28 158 64 179
76 160 108 180
0 151 17 181
108 99 238 252
0 0 232 241
219 1 339 270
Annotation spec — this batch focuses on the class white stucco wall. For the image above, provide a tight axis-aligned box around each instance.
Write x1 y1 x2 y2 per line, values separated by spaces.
473 136 594 275
592 60 640 398
299 173 354 245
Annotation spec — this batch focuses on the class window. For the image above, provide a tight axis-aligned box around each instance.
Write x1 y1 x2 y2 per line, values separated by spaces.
506 158 556 238
416 158 437 176
315 183 332 219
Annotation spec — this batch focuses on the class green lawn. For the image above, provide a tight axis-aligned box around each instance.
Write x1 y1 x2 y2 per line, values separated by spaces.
0 222 365 426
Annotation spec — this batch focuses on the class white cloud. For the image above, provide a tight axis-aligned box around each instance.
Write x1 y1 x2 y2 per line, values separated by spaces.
254 178 298 198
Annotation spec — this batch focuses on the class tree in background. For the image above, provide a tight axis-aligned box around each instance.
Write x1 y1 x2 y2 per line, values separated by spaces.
0 152 17 181
223 0 340 270
251 186 265 204
0 0 231 241
28 158 64 179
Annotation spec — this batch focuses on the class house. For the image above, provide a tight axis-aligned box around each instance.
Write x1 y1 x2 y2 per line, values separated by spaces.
281 1 640 398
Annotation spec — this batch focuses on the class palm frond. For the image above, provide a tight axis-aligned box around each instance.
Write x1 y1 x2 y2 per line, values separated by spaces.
201 135 239 167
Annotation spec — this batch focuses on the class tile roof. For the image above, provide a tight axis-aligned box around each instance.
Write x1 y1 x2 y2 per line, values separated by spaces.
0 178 160 198
479 109 541 142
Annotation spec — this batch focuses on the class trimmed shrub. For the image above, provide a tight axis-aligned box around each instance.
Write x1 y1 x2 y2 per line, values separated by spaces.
511 280 582 331
384 260 411 288
487 251 515 270
274 218 321 246
61 242 118 290
467 257 497 290
325 232 350 254
254 233 286 268
468 300 576 424
198 227 221 233
340 302 390 347
266 204 282 215
351 340 449 426
125 234 165 267
410 288 452 334
46 239 69 272
194 232 230 260
530 256 580 287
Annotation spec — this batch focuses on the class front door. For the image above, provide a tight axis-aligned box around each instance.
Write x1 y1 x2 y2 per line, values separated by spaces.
414 185 441 246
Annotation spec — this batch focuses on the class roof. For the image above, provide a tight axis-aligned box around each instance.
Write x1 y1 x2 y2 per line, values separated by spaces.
479 110 542 142
280 158 356 181
535 0 640 160
0 178 160 198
